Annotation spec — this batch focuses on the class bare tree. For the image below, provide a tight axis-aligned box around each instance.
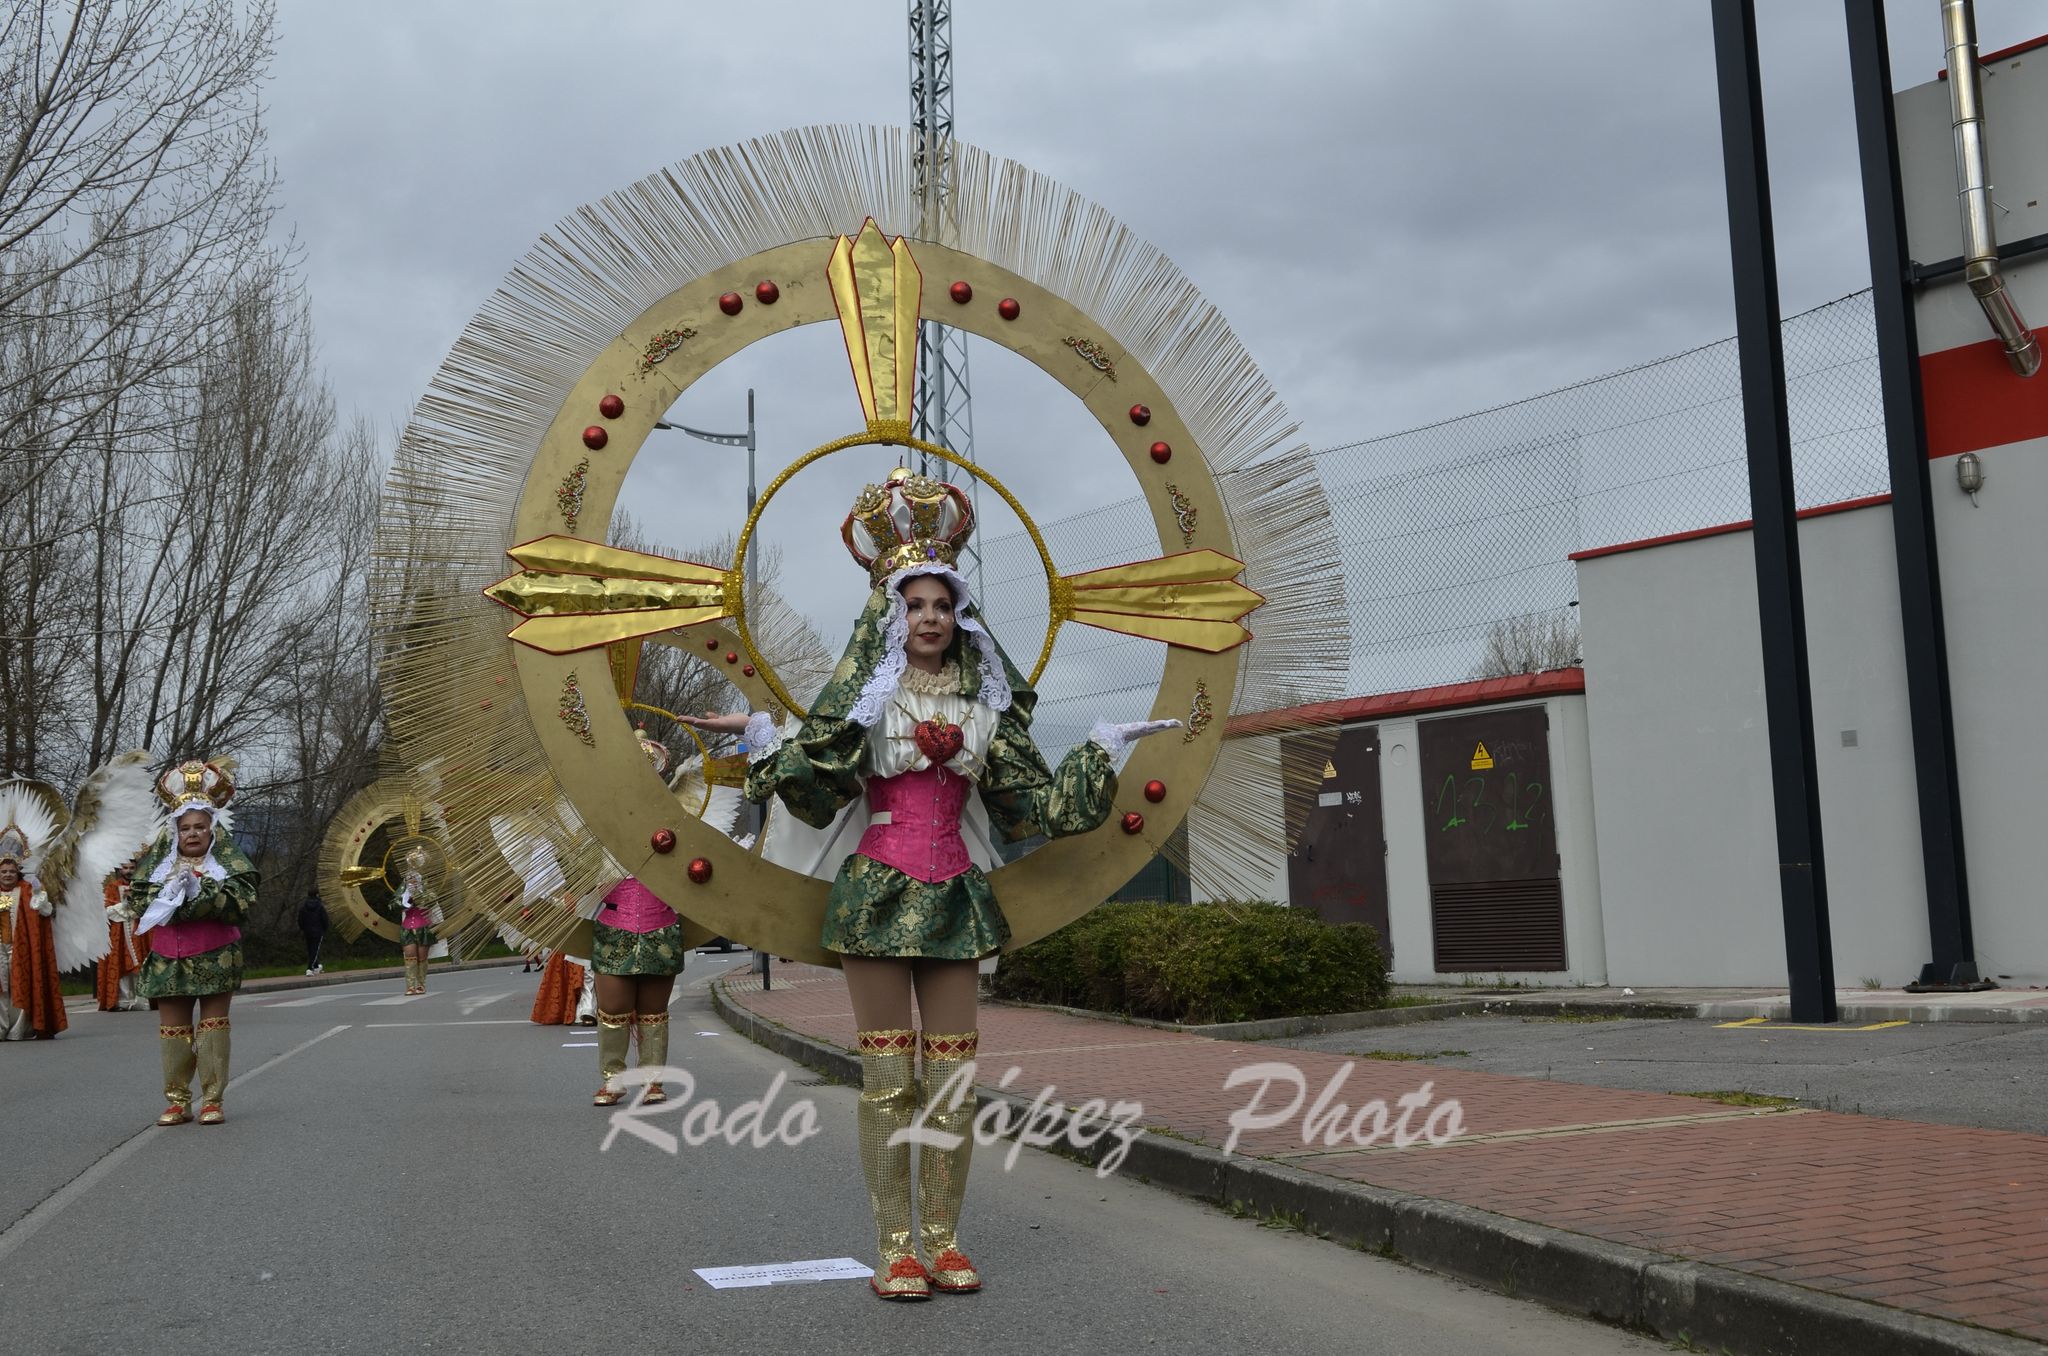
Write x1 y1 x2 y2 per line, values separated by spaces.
1473 609 1581 679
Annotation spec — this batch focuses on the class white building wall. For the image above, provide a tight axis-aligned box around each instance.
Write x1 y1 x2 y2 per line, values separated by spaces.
1927 436 2048 982
1576 503 1936 986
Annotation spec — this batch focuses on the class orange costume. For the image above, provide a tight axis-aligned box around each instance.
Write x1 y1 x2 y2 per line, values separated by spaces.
529 952 591 1025
5 881 65 1039
96 879 150 1011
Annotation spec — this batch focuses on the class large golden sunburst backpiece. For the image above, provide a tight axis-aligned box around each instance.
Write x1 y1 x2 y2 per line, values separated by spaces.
317 780 460 944
374 125 1348 963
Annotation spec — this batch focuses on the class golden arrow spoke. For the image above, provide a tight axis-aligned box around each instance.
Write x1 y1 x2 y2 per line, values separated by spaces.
506 535 726 586
486 570 728 620
1054 547 1265 654
337 866 385 887
1067 609 1255 655
507 606 731 656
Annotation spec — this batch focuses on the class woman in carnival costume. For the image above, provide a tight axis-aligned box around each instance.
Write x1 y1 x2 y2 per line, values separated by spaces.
97 861 150 1012
588 729 693 1107
688 469 1176 1299
0 754 158 1040
123 759 257 1126
395 845 438 996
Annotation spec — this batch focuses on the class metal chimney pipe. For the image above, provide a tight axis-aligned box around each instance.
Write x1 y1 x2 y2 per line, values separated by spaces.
1942 0 2041 376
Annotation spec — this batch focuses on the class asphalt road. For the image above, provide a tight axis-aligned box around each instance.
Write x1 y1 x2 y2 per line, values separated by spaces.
0 958 1667 1355
1278 1011 2048 1134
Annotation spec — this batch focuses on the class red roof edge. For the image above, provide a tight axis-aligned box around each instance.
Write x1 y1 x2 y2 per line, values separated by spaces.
1226 667 1585 737
1940 32 2048 79
1568 493 1893 564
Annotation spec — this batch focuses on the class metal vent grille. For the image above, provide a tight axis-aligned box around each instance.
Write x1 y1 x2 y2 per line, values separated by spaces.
1429 878 1567 972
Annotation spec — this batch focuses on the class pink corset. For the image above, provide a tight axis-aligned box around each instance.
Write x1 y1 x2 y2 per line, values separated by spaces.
857 765 973 885
595 877 676 934
153 919 240 959
401 905 431 929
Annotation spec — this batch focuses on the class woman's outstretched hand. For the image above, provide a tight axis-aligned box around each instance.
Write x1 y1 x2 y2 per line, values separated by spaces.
676 712 753 735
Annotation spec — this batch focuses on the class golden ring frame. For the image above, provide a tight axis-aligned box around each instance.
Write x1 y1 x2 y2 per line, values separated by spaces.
508 237 1240 966
321 779 457 944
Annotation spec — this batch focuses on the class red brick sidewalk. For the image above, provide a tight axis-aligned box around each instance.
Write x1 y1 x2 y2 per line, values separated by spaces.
725 963 2048 1346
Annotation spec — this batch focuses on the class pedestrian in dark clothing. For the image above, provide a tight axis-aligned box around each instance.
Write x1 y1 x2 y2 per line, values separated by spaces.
298 889 328 975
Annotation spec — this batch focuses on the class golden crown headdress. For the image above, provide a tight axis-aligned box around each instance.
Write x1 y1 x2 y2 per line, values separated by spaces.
156 759 236 816
842 466 976 586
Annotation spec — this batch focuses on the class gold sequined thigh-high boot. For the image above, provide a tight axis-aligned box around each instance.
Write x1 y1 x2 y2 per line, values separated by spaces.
636 1012 670 1103
195 1018 231 1125
157 1024 195 1126
918 1031 982 1292
859 1029 928 1300
592 1010 633 1106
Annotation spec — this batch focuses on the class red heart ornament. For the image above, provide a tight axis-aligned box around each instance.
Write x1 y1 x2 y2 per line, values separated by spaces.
915 718 965 764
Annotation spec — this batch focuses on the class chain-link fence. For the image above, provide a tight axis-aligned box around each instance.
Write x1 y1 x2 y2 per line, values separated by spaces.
978 288 1889 733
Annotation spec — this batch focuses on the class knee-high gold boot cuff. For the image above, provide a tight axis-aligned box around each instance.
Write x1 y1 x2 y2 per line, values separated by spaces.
158 1025 195 1124
593 1009 633 1104
857 1028 926 1299
918 1030 981 1292
195 1017 231 1124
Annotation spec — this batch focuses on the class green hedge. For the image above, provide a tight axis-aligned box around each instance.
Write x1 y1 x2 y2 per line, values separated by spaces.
990 900 1390 1025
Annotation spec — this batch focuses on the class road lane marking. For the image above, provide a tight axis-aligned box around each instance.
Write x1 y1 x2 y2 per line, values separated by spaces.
1714 1017 1912 1032
364 1019 531 1028
460 992 510 1015
265 993 350 1008
0 1024 349 1263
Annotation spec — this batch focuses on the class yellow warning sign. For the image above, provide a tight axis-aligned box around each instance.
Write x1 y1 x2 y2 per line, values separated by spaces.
1470 742 1494 770
1322 759 1338 779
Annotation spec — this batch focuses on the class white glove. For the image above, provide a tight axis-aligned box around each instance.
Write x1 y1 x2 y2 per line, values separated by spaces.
1088 718 1183 757
105 902 124 920
32 891 52 918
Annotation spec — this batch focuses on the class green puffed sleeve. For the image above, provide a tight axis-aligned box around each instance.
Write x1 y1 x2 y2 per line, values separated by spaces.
744 712 868 830
978 705 1117 842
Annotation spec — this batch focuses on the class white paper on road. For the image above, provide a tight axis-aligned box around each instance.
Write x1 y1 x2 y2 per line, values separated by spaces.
692 1258 874 1289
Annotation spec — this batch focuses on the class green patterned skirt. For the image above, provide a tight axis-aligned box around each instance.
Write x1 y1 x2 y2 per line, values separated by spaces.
821 855 1010 960
399 926 434 947
139 942 244 999
591 921 685 977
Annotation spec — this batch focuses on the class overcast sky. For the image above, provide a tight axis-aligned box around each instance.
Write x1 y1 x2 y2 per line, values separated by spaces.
263 0 2045 681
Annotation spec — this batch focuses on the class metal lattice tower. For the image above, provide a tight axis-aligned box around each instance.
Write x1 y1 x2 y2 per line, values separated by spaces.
909 0 982 591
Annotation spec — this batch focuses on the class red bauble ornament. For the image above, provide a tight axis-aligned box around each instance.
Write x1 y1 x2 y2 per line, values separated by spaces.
718 292 744 316
997 297 1021 320
687 857 713 884
742 665 756 677
706 638 721 651
598 393 625 419
1129 404 1152 425
1144 779 1167 803
582 425 609 450
1121 812 1146 835
650 828 677 854
1149 441 1172 464
725 651 738 664
755 280 780 304
949 280 973 304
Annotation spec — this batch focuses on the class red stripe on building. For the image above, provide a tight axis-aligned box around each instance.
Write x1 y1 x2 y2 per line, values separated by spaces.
1921 337 2048 459
1228 667 1585 737
1568 494 1893 564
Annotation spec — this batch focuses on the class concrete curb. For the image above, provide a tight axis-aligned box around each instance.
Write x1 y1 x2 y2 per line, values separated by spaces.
1692 1000 2048 1025
712 977 2038 1356
985 996 1494 1040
